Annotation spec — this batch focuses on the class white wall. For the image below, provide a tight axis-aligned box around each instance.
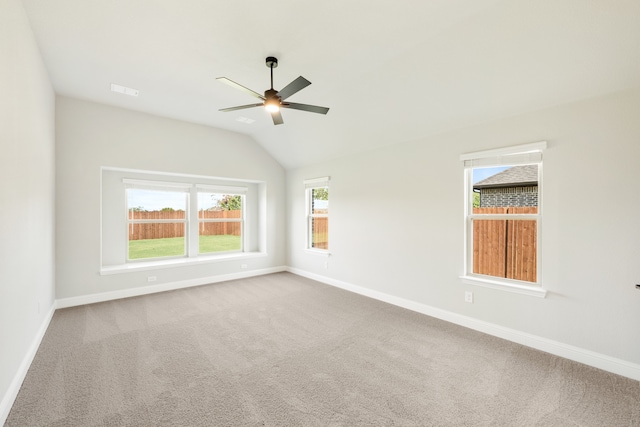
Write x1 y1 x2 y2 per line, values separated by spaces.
55 96 286 299
287 87 640 368
0 0 56 420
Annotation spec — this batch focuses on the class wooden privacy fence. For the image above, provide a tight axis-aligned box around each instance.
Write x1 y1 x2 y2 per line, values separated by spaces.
472 207 537 282
311 217 328 250
128 210 241 240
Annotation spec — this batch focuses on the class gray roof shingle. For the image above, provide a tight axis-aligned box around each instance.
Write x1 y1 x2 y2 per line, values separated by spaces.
474 165 538 189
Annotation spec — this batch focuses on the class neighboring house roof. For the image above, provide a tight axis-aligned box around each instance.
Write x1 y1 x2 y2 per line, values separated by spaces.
474 165 538 189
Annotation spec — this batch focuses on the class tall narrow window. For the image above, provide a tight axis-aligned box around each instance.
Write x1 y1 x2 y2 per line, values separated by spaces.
461 142 546 294
196 185 246 254
304 177 330 251
125 181 190 260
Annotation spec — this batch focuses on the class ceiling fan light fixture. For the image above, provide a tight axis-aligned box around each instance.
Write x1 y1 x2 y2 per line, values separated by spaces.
265 98 280 112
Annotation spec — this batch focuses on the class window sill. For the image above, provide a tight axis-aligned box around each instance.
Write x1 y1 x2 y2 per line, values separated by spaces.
100 251 267 275
459 275 547 298
304 249 331 257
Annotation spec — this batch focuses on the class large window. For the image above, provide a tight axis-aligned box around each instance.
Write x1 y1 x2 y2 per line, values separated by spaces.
304 177 330 251
123 178 246 262
461 142 546 295
101 168 264 272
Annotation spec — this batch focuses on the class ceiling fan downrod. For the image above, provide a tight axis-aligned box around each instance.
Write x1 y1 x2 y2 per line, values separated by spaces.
266 56 278 90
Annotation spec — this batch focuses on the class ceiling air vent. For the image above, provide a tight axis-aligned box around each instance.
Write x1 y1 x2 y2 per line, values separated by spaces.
110 83 139 97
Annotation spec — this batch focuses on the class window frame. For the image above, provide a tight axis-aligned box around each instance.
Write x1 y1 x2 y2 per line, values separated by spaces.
460 142 547 298
304 176 330 254
122 178 247 263
101 167 266 275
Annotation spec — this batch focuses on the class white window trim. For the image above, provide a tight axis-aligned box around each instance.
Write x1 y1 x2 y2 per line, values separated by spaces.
459 275 547 298
100 251 267 275
460 142 547 298
460 141 547 162
195 184 248 194
304 248 332 257
304 176 330 254
123 178 192 191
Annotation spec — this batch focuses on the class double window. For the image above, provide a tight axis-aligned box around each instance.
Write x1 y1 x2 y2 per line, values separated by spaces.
304 177 330 251
461 142 546 296
101 168 264 273
124 179 245 261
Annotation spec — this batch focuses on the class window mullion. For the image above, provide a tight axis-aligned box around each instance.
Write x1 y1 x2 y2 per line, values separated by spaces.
187 188 198 257
470 214 538 221
128 219 187 224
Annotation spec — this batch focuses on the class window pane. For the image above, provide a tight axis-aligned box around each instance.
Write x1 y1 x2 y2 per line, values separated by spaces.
198 192 242 254
128 227 186 259
473 218 537 282
127 189 187 213
197 193 242 218
472 164 538 210
311 217 328 250
198 219 242 253
311 187 328 214
127 189 187 260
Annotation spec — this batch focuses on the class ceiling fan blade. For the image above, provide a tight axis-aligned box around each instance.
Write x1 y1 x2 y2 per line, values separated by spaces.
219 103 263 112
271 110 284 125
216 77 265 100
281 102 329 115
277 76 311 100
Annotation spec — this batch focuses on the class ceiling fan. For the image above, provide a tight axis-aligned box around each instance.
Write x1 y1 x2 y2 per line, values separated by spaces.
217 57 329 125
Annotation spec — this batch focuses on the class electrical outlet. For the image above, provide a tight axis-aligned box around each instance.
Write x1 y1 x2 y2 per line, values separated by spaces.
324 261 328 269
147 276 157 282
240 264 248 269
465 291 473 303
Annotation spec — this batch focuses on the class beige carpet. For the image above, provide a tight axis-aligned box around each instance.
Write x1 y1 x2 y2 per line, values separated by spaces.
5 272 640 426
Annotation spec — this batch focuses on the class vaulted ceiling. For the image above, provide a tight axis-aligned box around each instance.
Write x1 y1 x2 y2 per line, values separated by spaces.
21 0 640 169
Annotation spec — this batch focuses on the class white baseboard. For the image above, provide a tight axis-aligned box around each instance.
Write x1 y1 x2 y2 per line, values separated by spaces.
287 267 640 382
56 266 287 309
0 303 56 426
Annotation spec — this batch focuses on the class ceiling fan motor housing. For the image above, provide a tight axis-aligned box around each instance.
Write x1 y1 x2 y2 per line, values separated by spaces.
264 88 280 101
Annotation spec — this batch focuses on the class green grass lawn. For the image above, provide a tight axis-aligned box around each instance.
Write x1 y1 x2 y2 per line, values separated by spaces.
129 235 241 260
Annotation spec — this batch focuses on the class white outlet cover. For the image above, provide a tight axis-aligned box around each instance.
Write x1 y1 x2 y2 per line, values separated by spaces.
465 291 473 303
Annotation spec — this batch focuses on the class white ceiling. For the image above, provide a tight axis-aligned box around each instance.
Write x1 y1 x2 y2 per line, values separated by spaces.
21 0 640 170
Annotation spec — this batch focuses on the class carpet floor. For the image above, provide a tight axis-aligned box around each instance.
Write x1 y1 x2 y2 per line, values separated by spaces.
5 272 640 426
